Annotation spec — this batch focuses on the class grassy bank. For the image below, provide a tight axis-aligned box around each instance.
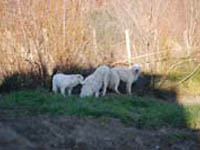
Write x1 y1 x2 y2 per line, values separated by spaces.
0 90 200 129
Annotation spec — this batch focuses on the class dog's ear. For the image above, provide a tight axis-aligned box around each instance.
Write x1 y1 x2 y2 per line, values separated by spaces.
132 64 142 71
77 75 84 80
136 64 142 69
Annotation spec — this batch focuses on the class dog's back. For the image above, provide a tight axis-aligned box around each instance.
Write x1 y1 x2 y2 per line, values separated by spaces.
111 67 130 82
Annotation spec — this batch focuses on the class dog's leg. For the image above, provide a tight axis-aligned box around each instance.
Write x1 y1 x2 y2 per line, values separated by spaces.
102 74 109 96
114 83 121 94
102 85 107 96
111 71 121 94
113 75 121 94
52 83 58 94
95 91 100 98
126 82 132 94
61 87 66 97
67 88 72 96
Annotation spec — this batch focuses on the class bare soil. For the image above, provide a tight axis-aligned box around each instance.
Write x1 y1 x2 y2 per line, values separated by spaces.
0 114 200 150
177 96 200 105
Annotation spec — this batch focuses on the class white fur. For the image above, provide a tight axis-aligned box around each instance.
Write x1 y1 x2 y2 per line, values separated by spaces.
80 65 110 98
52 73 84 96
108 64 142 94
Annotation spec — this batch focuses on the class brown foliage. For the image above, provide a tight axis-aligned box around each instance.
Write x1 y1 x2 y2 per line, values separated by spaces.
0 0 200 90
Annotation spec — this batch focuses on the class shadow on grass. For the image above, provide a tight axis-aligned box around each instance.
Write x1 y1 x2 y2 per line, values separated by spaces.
0 64 199 148
0 65 96 93
0 65 177 102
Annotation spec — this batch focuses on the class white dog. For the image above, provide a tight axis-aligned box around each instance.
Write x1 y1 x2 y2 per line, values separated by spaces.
80 65 110 98
108 64 142 94
52 73 84 96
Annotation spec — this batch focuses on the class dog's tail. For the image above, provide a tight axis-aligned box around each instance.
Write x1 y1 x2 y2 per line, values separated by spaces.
49 68 58 92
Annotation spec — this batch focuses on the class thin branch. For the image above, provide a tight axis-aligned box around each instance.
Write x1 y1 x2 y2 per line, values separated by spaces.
173 63 200 88
157 58 196 88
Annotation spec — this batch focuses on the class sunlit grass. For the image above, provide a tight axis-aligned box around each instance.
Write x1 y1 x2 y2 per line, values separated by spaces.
0 90 200 129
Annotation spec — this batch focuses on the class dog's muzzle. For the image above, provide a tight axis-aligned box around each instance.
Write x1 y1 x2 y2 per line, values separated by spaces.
135 69 139 73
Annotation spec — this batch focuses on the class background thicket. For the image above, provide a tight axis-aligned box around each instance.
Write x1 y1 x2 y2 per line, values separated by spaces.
0 0 200 94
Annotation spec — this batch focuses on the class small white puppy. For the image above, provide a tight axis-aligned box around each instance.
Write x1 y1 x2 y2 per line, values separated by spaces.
109 64 142 94
52 73 84 96
80 65 110 98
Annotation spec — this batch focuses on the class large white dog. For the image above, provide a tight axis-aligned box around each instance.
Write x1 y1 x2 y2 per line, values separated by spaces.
108 64 142 94
52 73 84 96
80 65 110 98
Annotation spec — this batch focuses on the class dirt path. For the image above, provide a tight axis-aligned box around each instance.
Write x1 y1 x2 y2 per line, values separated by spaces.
0 115 199 150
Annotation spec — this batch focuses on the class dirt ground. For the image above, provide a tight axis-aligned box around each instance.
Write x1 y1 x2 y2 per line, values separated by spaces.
177 96 200 105
0 113 200 150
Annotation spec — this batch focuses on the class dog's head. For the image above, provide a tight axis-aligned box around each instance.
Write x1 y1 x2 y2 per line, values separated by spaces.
131 64 142 75
77 75 84 83
80 85 93 98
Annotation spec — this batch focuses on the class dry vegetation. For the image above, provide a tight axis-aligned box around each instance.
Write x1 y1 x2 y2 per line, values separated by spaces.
1 2 200 149
0 0 200 94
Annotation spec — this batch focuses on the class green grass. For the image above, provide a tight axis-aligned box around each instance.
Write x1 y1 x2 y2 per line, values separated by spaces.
166 66 200 95
0 90 200 129
183 105 200 129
